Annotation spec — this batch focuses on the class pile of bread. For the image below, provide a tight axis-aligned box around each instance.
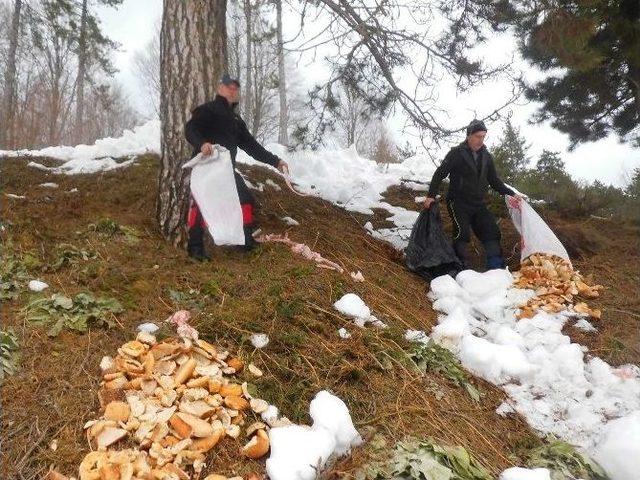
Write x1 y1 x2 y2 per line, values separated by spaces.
514 253 603 320
53 331 278 480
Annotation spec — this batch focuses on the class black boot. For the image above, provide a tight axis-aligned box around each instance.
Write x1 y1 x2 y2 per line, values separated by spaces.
187 226 210 262
453 241 470 269
237 225 259 252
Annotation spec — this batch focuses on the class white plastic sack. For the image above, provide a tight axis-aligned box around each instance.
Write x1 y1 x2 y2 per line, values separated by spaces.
506 196 570 265
183 148 245 246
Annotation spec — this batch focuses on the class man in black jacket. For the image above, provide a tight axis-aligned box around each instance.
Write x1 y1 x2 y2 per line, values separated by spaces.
424 120 519 270
184 73 288 260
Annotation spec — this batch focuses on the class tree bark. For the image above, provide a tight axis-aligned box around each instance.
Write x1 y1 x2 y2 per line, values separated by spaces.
1 0 23 148
157 0 228 246
275 0 288 145
74 0 88 143
242 0 253 125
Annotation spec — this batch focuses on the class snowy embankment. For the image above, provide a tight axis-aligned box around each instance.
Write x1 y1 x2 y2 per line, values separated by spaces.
0 120 160 175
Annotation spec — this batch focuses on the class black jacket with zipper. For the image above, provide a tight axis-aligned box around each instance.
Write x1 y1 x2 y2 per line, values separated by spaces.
427 142 515 207
184 95 280 168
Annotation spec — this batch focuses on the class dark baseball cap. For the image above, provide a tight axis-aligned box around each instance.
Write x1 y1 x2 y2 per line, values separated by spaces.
220 73 240 87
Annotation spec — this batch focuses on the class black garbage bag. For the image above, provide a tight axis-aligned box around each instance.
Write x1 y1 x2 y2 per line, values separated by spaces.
405 204 462 280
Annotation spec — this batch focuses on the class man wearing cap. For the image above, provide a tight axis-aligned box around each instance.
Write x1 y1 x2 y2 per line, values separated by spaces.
184 73 288 260
423 119 518 270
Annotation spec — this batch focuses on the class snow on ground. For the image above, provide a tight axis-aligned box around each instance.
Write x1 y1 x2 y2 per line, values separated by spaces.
238 145 435 249
281 216 300 226
406 269 640 480
338 328 352 339
250 333 270 349
499 467 550 480
28 280 49 292
266 390 362 480
1 120 159 175
333 293 388 329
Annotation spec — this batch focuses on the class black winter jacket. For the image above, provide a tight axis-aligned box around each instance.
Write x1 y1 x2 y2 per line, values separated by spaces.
427 142 514 206
184 95 280 168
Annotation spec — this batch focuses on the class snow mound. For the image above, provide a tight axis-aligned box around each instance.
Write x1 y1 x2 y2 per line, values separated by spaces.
266 390 361 480
414 269 640 480
593 411 640 480
334 293 370 319
2 120 160 175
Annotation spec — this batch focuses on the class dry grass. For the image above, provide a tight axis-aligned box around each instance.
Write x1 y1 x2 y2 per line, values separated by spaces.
3 155 634 480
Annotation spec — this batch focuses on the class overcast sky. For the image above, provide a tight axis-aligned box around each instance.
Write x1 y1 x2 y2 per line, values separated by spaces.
96 0 639 188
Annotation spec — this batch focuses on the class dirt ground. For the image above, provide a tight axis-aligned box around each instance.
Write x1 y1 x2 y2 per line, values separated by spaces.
1 156 638 480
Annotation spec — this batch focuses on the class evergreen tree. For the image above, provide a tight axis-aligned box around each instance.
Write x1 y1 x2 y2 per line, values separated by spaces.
536 150 570 184
626 168 640 200
492 119 530 185
492 1 640 147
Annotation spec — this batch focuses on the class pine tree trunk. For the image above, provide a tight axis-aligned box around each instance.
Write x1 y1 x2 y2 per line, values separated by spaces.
74 0 88 143
0 0 22 148
275 0 288 146
157 0 228 246
242 0 253 125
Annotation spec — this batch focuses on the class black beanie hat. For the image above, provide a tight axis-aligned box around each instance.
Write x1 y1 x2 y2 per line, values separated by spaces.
466 119 487 136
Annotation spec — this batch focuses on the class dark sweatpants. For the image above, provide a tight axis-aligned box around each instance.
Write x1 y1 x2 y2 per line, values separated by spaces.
187 172 255 249
446 199 503 269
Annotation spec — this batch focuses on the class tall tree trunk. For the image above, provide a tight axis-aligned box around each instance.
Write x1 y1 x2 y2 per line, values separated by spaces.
158 0 228 246
275 0 288 145
74 0 88 143
1 0 22 149
242 0 253 124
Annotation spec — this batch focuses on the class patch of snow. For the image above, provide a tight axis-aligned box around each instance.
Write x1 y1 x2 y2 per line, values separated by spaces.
237 144 437 250
28 280 49 292
5 193 26 199
573 319 597 332
334 293 370 319
404 329 430 344
415 195 426 203
338 328 351 339
137 323 159 334
251 333 270 349
266 391 361 480
265 179 282 191
281 216 299 226
416 269 640 480
499 467 551 480
593 411 640 480
39 182 59 188
0 119 160 168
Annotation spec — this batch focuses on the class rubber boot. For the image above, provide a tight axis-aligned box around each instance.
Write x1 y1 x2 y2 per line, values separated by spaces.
453 241 470 269
187 226 210 262
238 225 259 252
484 240 504 270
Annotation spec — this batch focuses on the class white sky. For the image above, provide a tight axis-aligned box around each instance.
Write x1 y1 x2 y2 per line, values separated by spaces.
96 0 639 188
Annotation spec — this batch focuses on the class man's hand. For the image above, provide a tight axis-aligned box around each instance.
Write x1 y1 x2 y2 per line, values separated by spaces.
277 159 289 174
423 197 436 209
201 142 213 156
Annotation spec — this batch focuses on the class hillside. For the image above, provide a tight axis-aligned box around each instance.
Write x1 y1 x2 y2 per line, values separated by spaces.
1 151 639 480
